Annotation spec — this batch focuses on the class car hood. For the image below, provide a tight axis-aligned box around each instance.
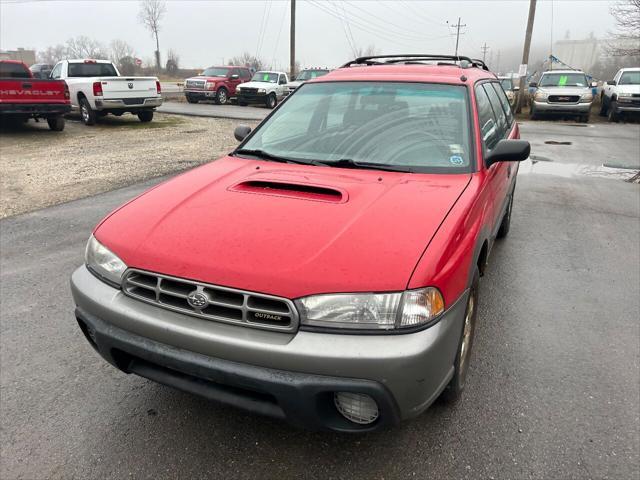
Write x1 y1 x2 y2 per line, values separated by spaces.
186 76 225 82
286 81 303 88
95 157 471 299
238 81 277 89
615 84 640 95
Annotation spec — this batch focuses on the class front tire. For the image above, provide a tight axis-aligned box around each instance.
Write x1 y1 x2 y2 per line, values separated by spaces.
497 187 514 239
266 93 277 109
529 103 538 120
214 88 229 105
441 267 479 403
137 110 154 123
79 97 96 126
47 116 65 131
599 95 608 116
608 100 620 123
186 94 199 104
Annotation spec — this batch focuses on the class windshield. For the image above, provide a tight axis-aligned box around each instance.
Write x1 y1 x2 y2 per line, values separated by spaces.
500 78 513 90
68 62 118 77
619 71 640 85
201 67 230 77
239 82 472 173
295 70 330 81
251 71 278 83
539 73 588 87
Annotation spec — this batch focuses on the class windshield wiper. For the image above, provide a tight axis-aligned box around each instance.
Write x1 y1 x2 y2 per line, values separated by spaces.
234 148 319 166
316 158 412 173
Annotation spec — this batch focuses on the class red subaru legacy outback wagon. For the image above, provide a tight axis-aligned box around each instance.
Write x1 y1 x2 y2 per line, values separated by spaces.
72 55 529 432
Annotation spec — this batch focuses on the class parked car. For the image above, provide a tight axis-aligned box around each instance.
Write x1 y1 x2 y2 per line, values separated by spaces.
284 68 330 96
600 67 640 122
70 54 530 432
236 70 289 108
0 60 70 131
529 69 593 122
29 63 53 79
184 66 252 105
498 76 517 107
50 59 162 125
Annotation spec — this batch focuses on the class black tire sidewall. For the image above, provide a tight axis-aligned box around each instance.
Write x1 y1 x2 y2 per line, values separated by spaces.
216 88 228 105
267 93 277 109
79 98 96 125
47 116 65 131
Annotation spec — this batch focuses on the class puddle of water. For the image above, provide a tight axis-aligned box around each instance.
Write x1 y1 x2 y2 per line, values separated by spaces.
518 160 640 181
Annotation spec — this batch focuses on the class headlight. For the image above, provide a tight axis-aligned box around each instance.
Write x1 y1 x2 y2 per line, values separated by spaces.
258 88 266 94
580 93 593 103
295 287 445 331
85 235 127 286
236 87 242 92
205 82 216 90
534 90 548 101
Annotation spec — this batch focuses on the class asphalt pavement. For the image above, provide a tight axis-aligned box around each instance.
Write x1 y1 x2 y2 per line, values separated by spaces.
1 121 639 479
158 100 268 121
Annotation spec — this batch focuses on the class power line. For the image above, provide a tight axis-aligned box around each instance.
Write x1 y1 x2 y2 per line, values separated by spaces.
270 1 288 68
447 17 467 57
481 42 490 62
329 0 356 57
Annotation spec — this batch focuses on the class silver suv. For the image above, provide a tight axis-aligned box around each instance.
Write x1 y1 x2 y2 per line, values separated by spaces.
530 70 594 122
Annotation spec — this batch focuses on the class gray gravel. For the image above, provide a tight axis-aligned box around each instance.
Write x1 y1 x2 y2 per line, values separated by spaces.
0 113 257 218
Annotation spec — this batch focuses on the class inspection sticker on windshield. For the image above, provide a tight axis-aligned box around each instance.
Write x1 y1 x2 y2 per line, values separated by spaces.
450 155 464 165
558 75 568 86
263 73 270 81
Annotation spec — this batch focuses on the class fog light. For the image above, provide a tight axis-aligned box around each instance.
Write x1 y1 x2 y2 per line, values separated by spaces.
334 392 379 425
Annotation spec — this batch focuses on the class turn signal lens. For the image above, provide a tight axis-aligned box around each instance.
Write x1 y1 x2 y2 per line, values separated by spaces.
92 81 103 96
399 288 445 328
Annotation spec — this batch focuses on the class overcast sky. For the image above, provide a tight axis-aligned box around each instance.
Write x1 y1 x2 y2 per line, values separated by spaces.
0 0 618 70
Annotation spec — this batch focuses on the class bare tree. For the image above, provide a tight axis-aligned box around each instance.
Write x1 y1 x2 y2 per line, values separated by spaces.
354 45 379 58
138 0 167 71
37 44 67 64
65 36 108 59
110 40 136 66
166 49 180 75
228 52 264 72
608 0 640 56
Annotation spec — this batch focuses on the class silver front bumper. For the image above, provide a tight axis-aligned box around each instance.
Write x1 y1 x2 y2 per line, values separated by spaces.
71 265 467 419
533 100 591 113
94 97 163 109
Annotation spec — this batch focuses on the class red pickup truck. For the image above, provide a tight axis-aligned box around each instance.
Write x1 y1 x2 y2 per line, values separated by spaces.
0 60 70 131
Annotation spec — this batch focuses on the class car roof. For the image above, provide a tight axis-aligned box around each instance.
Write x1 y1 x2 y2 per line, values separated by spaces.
255 71 285 75
67 59 113 64
0 59 26 65
310 63 495 86
620 67 640 72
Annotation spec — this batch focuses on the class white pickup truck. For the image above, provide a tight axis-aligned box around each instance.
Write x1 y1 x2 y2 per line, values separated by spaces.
50 59 162 125
235 71 289 109
600 67 640 122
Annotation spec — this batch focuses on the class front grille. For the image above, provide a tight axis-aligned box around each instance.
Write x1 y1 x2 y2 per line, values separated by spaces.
241 88 259 94
122 269 298 332
548 95 580 103
186 80 205 89
122 97 145 105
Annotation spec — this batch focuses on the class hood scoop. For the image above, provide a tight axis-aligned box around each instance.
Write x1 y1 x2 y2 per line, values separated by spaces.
230 179 347 203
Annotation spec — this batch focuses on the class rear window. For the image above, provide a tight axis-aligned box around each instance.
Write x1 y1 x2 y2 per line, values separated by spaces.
0 62 30 78
68 62 118 77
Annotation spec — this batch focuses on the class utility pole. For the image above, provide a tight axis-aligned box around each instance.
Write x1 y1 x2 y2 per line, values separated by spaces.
516 0 537 113
290 0 296 80
496 50 501 74
481 43 490 63
448 17 466 57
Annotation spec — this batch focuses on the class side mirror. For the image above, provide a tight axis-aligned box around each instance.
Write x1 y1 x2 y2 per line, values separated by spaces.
607 80 616 85
591 81 598 88
485 139 530 167
234 125 252 142
529 81 537 88
230 74 239 80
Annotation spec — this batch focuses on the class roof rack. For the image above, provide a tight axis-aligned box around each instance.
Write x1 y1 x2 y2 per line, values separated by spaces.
340 54 489 71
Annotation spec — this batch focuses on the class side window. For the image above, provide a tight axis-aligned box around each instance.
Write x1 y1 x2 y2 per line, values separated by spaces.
475 84 500 150
489 82 514 126
241 69 251 79
51 63 62 79
483 83 507 139
278 74 287 85
229 68 238 78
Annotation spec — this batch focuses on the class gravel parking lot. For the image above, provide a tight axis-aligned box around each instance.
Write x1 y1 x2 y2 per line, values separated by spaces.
0 113 258 218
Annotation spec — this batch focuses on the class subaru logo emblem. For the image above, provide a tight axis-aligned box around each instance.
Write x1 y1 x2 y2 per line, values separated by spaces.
187 290 208 309
128 82 134 89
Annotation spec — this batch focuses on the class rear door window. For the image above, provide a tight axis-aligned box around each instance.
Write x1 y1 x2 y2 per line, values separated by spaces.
483 83 508 137
489 82 514 125
475 84 500 150
0 62 31 78
51 63 62 79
